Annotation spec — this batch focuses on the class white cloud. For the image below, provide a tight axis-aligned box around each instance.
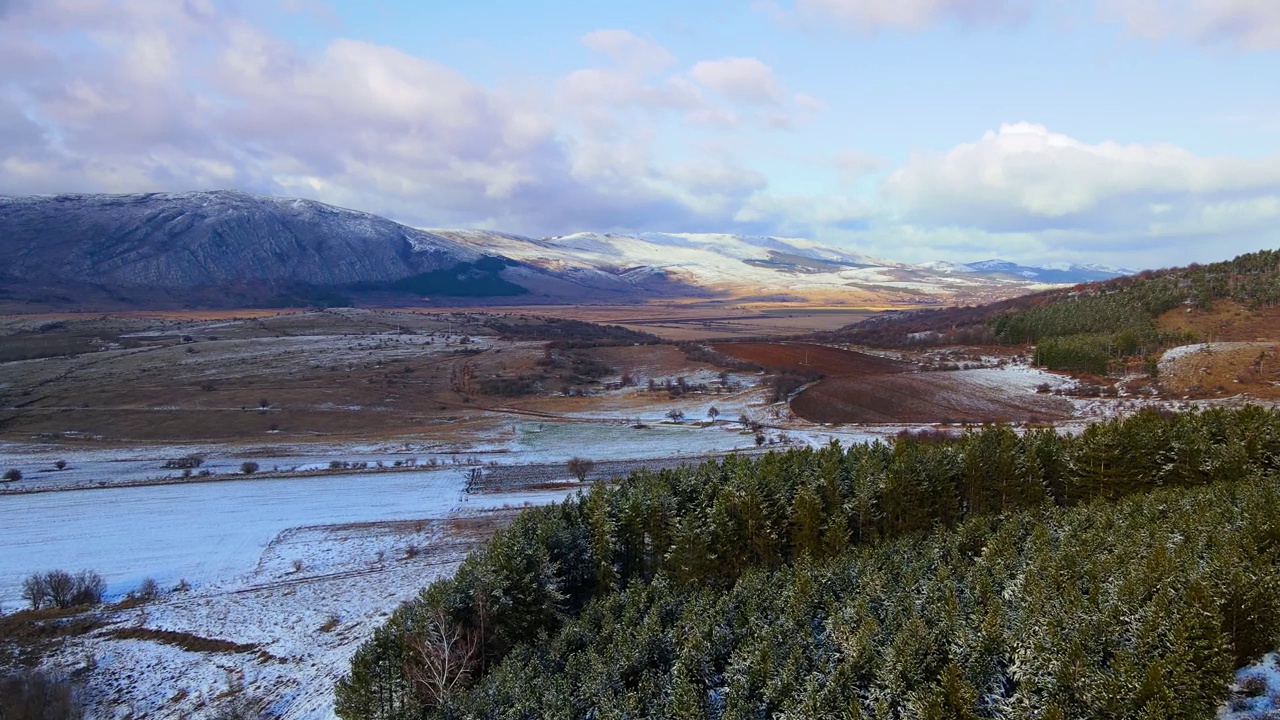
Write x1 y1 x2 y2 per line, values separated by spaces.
880 122 1280 261
1101 0 1280 50
581 29 677 74
689 57 785 105
0 6 816 237
794 0 1031 32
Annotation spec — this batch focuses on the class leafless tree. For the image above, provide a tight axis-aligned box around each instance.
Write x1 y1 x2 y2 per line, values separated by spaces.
0 671 83 719
403 606 482 707
566 457 595 482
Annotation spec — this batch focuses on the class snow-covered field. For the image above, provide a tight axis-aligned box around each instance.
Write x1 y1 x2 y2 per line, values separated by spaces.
0 468 477 609
1 464 579 718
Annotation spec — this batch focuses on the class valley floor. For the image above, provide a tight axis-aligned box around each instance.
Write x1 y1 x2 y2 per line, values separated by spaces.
2 308 1277 718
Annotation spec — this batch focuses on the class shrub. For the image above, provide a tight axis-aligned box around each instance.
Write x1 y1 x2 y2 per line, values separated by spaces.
0 670 83 720
162 455 204 470
22 569 105 609
3 468 21 482
566 457 596 482
136 578 159 602
240 461 260 475
54 459 67 470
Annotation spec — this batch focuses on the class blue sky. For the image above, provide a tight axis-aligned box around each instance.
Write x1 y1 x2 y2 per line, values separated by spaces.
1 0 1278 269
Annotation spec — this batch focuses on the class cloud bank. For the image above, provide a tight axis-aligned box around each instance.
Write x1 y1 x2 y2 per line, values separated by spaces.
0 6 814 236
0 1 1276 269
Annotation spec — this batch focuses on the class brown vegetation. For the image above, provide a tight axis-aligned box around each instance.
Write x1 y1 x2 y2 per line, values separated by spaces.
106 627 263 655
791 372 1073 424
711 342 912 376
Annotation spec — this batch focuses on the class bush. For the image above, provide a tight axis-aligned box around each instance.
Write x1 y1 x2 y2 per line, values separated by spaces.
3 468 21 482
53 459 67 470
162 455 204 470
566 457 595 482
0 670 83 720
136 577 159 602
240 461 260 475
22 569 105 609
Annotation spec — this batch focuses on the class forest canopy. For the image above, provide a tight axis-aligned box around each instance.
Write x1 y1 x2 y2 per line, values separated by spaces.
338 406 1280 719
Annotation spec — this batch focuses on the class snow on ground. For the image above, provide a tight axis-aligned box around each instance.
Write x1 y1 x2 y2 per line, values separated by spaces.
6 359 1276 718
0 468 473 609
1221 653 1280 719
3 465 578 719
1161 342 1275 364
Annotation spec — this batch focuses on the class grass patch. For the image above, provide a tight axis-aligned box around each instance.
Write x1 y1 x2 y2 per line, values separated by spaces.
107 627 261 655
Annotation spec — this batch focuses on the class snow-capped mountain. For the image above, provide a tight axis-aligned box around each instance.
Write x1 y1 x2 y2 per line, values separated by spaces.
0 191 1121 310
962 259 1133 283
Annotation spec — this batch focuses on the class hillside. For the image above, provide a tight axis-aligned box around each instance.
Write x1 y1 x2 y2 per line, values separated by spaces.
828 248 1280 375
0 192 1125 312
0 191 649 310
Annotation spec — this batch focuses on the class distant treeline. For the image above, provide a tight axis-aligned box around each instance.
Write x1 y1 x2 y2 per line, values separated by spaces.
336 406 1280 719
832 248 1280 373
483 317 659 347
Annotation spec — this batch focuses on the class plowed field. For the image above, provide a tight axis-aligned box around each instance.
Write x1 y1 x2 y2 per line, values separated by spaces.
711 342 912 376
714 342 1072 424
791 371 1073 424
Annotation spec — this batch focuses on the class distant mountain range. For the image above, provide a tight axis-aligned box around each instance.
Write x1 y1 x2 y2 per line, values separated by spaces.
947 259 1134 283
0 191 1131 311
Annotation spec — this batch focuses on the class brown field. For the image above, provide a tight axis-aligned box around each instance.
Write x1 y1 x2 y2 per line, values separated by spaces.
712 340 1071 424
791 373 1072 424
1157 300 1280 343
0 309 740 443
1157 342 1280 398
711 342 913 376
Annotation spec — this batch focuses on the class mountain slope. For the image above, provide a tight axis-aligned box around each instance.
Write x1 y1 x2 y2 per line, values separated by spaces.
433 230 1079 307
0 190 483 287
0 191 659 308
0 191 1120 311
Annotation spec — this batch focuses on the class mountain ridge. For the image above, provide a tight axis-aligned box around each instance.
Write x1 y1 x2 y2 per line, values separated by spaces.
0 191 1128 311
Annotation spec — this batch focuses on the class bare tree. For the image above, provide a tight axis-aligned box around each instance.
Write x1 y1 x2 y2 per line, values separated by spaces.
403 606 482 707
69 571 105 606
665 409 685 423
566 457 596 482
0 671 84 720
21 574 49 610
707 406 720 422
45 570 76 608
449 362 476 399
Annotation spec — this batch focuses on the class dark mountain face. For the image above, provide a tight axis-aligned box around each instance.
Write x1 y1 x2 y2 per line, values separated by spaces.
0 191 634 309
0 190 482 289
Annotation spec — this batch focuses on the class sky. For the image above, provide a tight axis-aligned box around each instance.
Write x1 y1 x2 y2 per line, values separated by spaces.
0 0 1277 269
